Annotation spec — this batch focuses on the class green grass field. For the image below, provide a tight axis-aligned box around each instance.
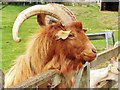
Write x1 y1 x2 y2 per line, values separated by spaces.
1 4 118 73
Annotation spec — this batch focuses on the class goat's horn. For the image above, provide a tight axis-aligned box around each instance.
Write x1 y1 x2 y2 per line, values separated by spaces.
37 4 76 26
12 4 76 42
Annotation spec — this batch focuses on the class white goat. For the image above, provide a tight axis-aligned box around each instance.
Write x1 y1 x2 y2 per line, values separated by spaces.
90 41 120 88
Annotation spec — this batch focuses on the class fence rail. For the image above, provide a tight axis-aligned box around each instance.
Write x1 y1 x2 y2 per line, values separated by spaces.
11 70 57 88
90 45 119 68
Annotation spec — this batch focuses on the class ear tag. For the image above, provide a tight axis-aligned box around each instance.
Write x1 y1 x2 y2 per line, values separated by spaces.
55 30 71 40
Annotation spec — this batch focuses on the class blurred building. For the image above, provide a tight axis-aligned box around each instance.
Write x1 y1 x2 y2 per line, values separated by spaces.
100 0 119 11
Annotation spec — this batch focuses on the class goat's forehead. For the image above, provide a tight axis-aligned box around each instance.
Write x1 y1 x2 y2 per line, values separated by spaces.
65 27 84 33
66 22 82 28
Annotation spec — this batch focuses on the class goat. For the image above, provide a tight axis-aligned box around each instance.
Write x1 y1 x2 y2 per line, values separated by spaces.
5 4 97 88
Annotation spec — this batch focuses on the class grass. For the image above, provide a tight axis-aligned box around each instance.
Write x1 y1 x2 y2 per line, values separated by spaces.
1 4 118 73
2 5 40 72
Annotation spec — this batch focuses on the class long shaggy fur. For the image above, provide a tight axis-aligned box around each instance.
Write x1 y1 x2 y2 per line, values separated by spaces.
5 22 96 88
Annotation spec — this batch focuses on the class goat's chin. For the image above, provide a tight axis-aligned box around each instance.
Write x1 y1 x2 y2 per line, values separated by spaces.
82 55 96 62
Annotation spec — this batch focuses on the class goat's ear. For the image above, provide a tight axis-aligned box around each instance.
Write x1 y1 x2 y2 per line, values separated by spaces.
73 22 82 30
55 30 71 40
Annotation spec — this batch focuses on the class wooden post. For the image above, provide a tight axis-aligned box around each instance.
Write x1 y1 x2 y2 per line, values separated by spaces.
118 53 120 90
79 63 90 89
79 66 87 88
73 66 85 88
0 69 4 90
87 63 90 89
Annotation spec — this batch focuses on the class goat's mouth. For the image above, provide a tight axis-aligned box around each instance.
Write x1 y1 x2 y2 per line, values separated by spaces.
82 53 96 62
76 53 96 63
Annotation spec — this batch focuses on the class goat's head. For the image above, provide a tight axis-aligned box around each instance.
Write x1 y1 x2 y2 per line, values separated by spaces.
64 22 96 62
46 21 96 63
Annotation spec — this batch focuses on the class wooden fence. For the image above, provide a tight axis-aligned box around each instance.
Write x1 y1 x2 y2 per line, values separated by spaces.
1 45 119 89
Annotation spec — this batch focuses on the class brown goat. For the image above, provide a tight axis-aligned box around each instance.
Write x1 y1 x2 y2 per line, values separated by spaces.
5 4 97 88
5 21 96 88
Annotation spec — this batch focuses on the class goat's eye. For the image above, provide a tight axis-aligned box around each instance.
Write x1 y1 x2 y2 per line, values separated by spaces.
69 33 75 39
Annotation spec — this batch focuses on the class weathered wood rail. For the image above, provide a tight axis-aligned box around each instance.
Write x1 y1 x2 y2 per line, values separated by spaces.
11 70 58 88
90 45 119 68
1 45 120 89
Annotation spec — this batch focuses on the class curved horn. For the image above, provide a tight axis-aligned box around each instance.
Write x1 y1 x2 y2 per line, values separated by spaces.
12 4 77 42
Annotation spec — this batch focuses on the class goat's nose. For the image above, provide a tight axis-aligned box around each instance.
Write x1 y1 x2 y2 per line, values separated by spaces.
92 48 97 53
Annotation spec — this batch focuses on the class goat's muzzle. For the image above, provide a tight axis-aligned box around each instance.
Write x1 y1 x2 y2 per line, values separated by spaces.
81 45 97 62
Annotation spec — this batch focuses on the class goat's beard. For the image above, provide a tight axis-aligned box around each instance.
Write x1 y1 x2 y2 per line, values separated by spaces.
59 57 84 88
60 56 84 78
